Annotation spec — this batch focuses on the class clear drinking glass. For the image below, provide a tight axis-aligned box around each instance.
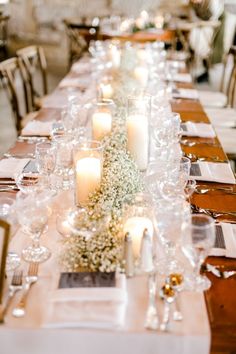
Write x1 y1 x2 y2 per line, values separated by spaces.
153 198 189 274
35 142 56 188
16 191 51 263
182 214 215 291
91 99 114 141
53 134 74 190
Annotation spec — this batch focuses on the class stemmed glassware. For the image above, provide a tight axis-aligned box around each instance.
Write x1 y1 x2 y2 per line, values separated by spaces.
15 191 51 263
35 142 56 189
53 134 74 190
153 198 190 274
182 214 216 291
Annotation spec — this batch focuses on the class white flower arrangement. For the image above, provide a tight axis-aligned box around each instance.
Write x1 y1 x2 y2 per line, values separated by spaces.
61 111 143 272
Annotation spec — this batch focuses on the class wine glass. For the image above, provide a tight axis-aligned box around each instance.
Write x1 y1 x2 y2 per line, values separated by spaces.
153 198 189 274
15 191 51 263
35 142 56 189
182 214 215 291
53 134 74 190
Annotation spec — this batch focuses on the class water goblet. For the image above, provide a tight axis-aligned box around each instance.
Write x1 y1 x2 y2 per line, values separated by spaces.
35 142 56 189
181 214 215 291
15 191 51 263
53 134 74 190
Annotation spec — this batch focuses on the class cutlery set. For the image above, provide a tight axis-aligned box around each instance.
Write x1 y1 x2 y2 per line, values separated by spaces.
145 273 184 332
191 204 236 219
0 263 39 323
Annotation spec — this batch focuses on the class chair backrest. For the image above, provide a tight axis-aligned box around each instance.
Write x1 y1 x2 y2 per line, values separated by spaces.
0 219 10 304
0 15 10 59
64 20 99 66
220 45 236 107
0 57 24 132
16 45 47 112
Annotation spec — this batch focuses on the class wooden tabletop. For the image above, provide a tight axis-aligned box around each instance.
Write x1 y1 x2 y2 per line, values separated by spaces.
101 29 176 43
171 95 236 354
2 63 236 353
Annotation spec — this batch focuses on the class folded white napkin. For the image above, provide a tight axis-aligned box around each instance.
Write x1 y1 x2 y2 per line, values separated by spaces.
0 158 31 179
42 273 127 329
21 120 55 136
172 88 199 100
41 93 71 109
172 73 192 83
210 223 236 258
71 62 92 74
189 162 236 184
166 60 186 69
59 77 90 90
181 122 216 138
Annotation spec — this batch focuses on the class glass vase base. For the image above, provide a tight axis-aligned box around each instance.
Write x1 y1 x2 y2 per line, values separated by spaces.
22 245 51 263
184 274 212 292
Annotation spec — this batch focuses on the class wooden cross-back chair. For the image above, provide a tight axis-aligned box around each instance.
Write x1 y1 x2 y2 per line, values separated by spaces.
0 15 10 60
220 45 236 108
64 19 100 66
16 45 48 112
0 57 24 132
0 57 37 134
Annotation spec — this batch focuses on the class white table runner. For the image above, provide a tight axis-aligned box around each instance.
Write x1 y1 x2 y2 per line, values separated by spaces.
0 190 211 354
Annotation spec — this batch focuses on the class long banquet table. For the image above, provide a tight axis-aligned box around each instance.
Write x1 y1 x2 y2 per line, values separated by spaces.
1 54 236 354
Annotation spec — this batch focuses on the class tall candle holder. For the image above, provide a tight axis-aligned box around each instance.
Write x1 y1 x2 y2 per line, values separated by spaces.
91 99 114 141
108 43 121 70
98 77 114 100
73 140 103 208
126 95 151 171
122 192 155 271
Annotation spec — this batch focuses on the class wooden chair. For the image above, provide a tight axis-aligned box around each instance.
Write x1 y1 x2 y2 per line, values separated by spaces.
16 45 48 111
199 45 236 108
0 15 10 60
64 19 99 66
0 57 37 133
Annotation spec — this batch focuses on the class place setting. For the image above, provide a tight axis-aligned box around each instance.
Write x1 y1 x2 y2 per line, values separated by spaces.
0 4 236 353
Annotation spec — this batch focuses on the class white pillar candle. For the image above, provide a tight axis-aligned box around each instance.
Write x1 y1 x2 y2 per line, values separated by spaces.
76 157 102 206
100 83 114 99
123 216 153 258
108 46 121 69
92 112 112 141
134 66 149 86
127 114 149 171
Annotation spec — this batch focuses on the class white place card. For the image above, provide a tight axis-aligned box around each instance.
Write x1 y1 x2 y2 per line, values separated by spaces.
21 120 55 136
0 158 31 179
210 223 236 258
181 122 216 138
189 162 236 184
172 88 199 100
172 73 192 83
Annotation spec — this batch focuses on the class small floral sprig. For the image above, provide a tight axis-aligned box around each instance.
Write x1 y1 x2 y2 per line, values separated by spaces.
61 110 143 272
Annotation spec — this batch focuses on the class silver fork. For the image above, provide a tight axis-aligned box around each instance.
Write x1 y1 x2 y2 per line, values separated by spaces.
0 270 23 323
12 263 38 318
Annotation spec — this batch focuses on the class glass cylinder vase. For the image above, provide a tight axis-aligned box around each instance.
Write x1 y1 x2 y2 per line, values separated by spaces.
122 192 155 269
73 140 103 208
91 99 115 141
126 95 151 171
